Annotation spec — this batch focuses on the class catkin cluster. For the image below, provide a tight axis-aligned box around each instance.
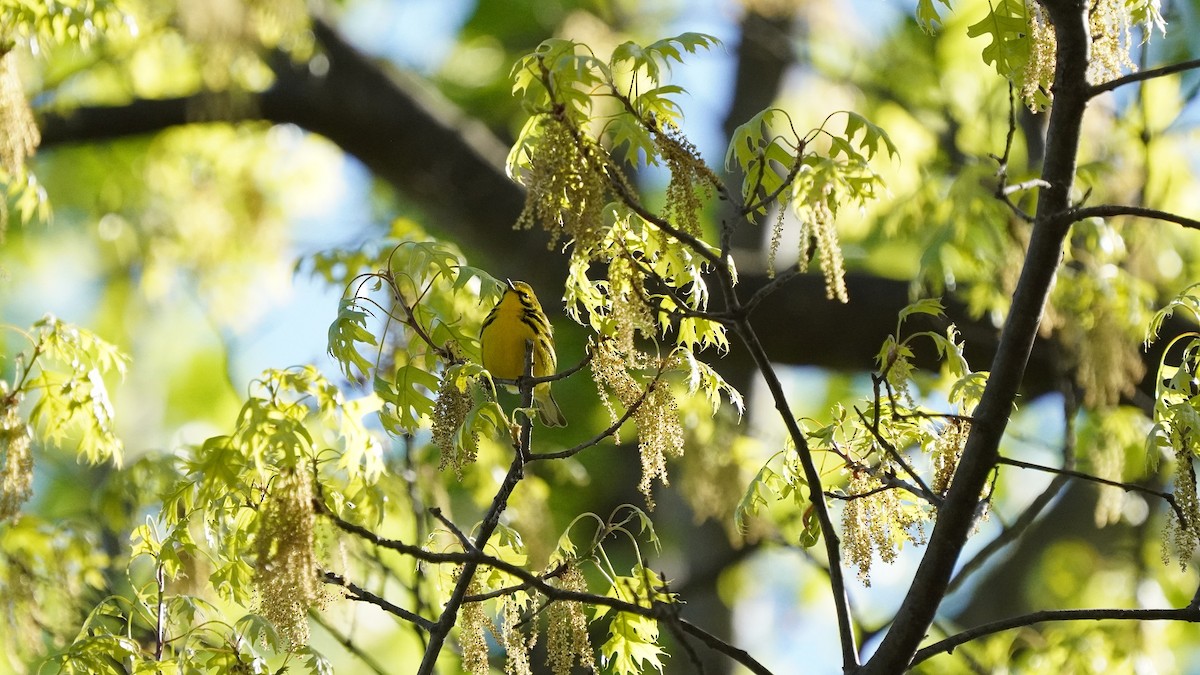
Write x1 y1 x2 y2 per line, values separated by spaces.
432 374 478 479
656 121 717 239
0 395 33 521
254 469 322 649
1022 3 1056 109
590 340 684 509
497 595 536 675
0 51 39 176
1092 428 1126 527
842 470 927 586
806 194 848 303
546 562 595 675
1087 0 1137 85
1163 445 1200 571
1022 0 1153 108
516 116 612 255
459 575 491 675
782 184 847 302
1071 307 1146 410
606 257 657 357
930 420 969 497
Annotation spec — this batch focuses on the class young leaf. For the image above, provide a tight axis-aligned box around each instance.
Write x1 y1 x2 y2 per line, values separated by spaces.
898 297 946 323
916 0 952 33
965 0 1030 79
327 298 378 380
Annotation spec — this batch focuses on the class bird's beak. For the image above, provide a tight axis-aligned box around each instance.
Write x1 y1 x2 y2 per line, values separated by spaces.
505 278 516 291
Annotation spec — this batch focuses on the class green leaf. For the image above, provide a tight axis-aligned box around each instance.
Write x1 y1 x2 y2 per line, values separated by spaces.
598 564 676 673
1147 283 1200 346
798 502 822 548
601 613 667 675
376 364 439 432
842 111 899 161
898 297 946 323
735 461 783 534
679 349 743 416
608 115 658 166
327 298 379 380
725 108 794 175
211 559 255 605
916 0 952 33
949 371 990 410
965 0 1030 79
21 317 128 466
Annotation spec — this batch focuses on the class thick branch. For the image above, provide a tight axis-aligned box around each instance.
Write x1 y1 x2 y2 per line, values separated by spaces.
38 19 556 287
860 3 1094 672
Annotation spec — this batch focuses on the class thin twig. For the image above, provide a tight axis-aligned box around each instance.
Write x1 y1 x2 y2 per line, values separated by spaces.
490 348 594 388
428 507 472 548
1089 57 1200 97
741 265 804 317
676 618 775 675
825 483 901 501
416 343 536 674
1002 178 1051 196
606 170 723 267
909 606 1200 667
733 313 861 670
987 86 1038 223
528 359 667 462
854 403 939 506
1056 204 1200 232
741 149 806 217
461 563 569 603
929 620 991 675
322 570 435 632
996 455 1189 527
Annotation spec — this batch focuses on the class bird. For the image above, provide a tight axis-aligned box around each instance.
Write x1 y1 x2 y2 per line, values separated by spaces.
480 280 567 427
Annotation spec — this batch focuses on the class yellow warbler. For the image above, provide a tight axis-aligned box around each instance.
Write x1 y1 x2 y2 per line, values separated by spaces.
480 280 567 427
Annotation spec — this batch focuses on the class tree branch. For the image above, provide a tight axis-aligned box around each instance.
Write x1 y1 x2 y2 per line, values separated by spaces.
732 313 861 671
35 94 1200 407
860 3 1094 671
997 455 1189 527
909 606 1200 667
947 390 1077 594
322 570 435 632
1089 57 1200 97
1059 204 1200 231
416 343 537 673
528 355 664 461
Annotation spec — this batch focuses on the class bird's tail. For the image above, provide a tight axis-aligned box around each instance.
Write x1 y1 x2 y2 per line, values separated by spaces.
535 383 567 427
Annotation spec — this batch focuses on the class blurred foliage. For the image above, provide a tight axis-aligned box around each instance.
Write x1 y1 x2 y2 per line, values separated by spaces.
1 0 1200 673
